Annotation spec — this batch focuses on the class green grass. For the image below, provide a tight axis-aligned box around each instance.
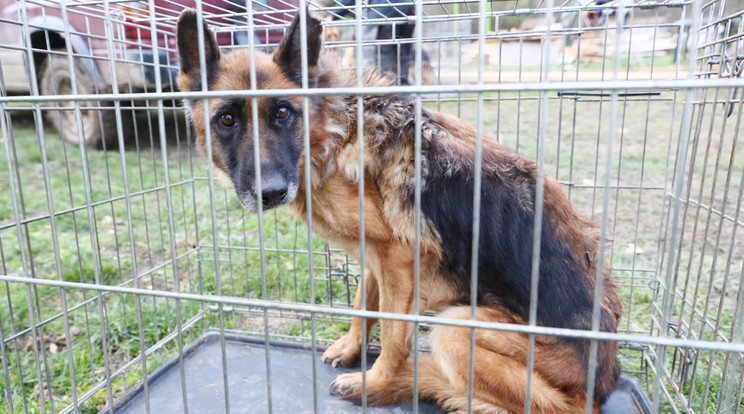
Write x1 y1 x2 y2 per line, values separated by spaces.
0 109 336 413
2 87 743 413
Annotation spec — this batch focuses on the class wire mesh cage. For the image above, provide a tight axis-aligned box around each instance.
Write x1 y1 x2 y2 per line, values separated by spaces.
1 0 743 413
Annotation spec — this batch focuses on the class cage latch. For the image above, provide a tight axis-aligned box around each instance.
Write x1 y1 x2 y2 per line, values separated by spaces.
206 305 235 313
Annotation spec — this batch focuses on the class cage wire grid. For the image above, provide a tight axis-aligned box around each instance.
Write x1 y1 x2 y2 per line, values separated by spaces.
0 0 744 413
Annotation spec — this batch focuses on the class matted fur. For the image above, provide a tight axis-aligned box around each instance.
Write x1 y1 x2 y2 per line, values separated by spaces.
177 9 622 414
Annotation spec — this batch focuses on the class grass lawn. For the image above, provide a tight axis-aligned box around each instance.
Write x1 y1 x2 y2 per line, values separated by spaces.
1 88 743 413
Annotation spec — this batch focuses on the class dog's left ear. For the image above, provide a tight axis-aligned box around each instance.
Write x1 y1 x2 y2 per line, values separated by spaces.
273 9 323 85
177 9 221 90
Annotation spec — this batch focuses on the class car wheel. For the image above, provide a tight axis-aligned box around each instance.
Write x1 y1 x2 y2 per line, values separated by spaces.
38 53 127 148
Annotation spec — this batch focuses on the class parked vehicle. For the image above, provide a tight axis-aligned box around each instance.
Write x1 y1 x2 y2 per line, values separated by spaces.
0 0 297 148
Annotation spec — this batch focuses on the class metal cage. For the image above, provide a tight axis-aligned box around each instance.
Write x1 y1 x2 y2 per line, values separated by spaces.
1 0 743 413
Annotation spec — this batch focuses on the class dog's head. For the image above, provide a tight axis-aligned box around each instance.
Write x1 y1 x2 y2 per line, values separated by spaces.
176 9 323 212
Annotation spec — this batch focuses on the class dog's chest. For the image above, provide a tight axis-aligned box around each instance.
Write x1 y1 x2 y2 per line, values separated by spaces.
289 171 395 248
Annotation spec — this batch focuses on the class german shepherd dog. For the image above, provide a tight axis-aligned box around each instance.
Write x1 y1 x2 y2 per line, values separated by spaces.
177 9 622 413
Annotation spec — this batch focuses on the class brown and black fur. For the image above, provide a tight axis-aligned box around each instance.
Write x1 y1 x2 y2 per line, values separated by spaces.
177 10 622 414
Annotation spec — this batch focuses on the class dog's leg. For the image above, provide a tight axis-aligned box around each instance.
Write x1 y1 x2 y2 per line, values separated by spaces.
329 242 415 398
321 268 379 368
430 306 593 414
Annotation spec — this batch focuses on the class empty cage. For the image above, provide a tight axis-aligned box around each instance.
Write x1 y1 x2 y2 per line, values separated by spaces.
1 0 744 413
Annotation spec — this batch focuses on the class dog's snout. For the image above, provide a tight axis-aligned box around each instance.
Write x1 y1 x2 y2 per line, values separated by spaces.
262 186 288 207
261 176 288 208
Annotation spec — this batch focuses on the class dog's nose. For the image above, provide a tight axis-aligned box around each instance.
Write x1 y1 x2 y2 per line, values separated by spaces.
261 176 288 208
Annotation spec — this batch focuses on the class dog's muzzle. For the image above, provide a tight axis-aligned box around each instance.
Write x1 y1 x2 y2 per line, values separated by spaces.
261 175 289 209
235 172 298 212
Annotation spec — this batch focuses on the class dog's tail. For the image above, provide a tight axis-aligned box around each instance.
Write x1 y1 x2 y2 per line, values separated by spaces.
341 357 511 413
342 355 597 414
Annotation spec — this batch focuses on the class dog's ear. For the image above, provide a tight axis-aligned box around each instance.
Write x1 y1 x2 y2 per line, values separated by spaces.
273 10 323 85
177 9 221 89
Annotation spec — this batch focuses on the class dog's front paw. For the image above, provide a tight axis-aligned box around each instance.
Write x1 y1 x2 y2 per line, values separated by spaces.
321 334 362 368
328 372 364 398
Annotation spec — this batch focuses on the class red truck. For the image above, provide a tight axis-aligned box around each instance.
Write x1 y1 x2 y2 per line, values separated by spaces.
0 0 297 147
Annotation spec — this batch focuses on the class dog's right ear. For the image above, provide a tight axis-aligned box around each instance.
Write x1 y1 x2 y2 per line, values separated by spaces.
177 9 221 90
273 10 323 85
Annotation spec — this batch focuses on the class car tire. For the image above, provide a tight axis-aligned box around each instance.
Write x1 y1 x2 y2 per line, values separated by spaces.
38 52 129 149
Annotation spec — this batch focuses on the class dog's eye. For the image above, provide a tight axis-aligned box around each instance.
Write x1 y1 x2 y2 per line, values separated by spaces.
276 106 290 121
220 113 235 127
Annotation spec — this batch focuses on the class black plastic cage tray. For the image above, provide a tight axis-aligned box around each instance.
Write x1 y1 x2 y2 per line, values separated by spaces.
103 332 651 414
